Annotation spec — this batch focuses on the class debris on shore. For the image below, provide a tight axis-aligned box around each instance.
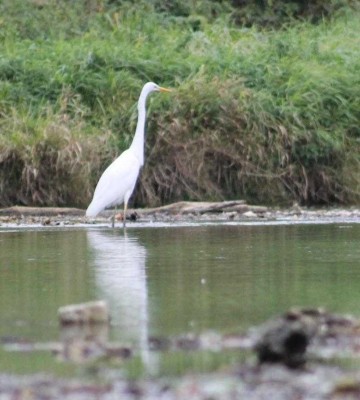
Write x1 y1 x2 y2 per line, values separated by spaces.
0 202 359 227
2 308 360 399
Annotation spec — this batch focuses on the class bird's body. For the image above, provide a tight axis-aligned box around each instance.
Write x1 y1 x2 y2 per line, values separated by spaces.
86 82 171 227
86 149 141 218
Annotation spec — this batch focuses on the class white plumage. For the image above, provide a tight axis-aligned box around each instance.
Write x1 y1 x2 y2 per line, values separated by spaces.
86 82 171 227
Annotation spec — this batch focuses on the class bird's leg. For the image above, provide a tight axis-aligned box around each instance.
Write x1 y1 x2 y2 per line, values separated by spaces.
123 202 127 228
112 205 117 228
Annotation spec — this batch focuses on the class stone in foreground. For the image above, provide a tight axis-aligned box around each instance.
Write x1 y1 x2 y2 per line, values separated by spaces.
58 300 109 325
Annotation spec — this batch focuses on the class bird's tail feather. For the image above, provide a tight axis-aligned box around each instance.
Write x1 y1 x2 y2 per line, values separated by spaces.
86 201 103 217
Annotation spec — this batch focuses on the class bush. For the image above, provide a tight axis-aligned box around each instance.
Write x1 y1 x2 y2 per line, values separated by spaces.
230 0 360 27
0 1 359 207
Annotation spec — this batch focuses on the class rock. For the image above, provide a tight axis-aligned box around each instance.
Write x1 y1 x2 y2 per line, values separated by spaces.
59 320 109 344
105 344 132 359
199 331 222 351
254 312 318 368
56 337 106 363
58 300 109 325
243 211 257 218
254 307 360 368
129 212 138 221
148 336 171 351
175 334 200 351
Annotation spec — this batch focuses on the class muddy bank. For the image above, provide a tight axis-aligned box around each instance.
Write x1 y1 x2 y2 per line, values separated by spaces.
2 308 360 399
0 202 359 227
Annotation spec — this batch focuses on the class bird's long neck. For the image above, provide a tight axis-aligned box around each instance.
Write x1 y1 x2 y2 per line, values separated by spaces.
130 92 148 166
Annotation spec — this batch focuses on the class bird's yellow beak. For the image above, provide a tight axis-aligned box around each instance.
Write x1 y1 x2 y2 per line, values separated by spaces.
159 86 173 93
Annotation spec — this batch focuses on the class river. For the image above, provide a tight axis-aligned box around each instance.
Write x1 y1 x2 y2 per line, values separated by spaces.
0 221 359 377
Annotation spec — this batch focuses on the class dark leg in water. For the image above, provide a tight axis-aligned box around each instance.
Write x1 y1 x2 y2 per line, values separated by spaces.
112 205 117 228
123 202 127 228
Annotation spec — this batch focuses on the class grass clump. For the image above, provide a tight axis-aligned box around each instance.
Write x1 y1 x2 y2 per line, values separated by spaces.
0 1 359 207
0 107 112 206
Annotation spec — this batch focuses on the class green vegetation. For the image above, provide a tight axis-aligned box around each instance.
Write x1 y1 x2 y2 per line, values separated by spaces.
0 0 359 207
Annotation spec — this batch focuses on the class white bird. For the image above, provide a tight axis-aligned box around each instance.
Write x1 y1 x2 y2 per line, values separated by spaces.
86 82 172 227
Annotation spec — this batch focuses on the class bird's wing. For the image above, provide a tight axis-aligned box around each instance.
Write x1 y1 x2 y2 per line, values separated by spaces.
88 150 141 215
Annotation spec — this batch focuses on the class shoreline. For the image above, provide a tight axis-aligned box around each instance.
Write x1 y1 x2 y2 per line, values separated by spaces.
0 203 359 228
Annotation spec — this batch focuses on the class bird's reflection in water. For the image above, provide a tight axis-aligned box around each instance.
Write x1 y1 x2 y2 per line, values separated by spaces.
86 230 154 369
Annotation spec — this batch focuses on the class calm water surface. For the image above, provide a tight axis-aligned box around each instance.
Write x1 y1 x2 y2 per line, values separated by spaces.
0 222 359 375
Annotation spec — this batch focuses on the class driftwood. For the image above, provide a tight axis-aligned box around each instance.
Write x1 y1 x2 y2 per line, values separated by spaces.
0 206 84 217
0 201 268 218
135 200 268 216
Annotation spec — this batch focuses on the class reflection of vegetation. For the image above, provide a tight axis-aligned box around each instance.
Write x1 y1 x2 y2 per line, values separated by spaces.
0 0 359 207
0 348 80 377
144 225 360 336
0 231 93 341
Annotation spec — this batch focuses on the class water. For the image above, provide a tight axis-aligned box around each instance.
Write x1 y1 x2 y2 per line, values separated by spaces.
0 222 359 376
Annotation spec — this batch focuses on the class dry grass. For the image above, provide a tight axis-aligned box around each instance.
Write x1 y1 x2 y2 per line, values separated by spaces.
0 1 359 207
0 109 113 206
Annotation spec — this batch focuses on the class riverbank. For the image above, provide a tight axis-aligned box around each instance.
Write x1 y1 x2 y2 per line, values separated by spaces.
0 202 359 228
1 1 359 208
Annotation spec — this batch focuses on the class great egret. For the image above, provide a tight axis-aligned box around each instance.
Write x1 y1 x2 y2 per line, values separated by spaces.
86 82 172 227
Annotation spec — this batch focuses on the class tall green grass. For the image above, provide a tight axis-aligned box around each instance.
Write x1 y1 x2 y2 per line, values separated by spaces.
0 1 359 207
